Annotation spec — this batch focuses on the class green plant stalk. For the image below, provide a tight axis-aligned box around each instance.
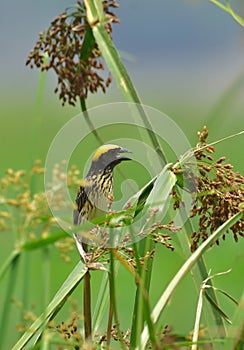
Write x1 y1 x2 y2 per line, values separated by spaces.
15 53 49 347
79 96 102 343
40 247 51 346
77 97 94 341
12 261 87 350
130 236 156 350
130 165 176 348
109 249 127 350
79 25 103 145
30 52 48 193
83 270 92 340
92 272 110 331
164 339 225 349
138 211 243 350
79 34 113 340
20 252 31 338
84 0 166 165
0 249 20 282
111 244 157 349
209 0 244 26
106 293 113 348
174 204 227 345
224 291 244 350
79 97 103 146
0 253 20 349
191 269 233 350
125 225 152 349
21 230 68 251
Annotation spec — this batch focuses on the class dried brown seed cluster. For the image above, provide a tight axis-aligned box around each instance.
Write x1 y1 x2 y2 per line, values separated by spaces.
26 1 119 106
190 127 244 251
152 222 180 251
159 325 178 348
46 311 84 349
55 315 82 343
110 325 131 346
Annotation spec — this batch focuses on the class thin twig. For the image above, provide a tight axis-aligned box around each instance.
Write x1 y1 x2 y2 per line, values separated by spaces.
106 290 113 348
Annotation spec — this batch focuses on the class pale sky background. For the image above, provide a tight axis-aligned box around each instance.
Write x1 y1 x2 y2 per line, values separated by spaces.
1 0 244 98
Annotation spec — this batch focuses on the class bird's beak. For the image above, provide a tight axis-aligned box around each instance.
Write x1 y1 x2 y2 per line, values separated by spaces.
117 147 132 161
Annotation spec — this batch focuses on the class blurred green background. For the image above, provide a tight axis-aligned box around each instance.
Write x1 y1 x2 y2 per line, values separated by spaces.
1 0 244 348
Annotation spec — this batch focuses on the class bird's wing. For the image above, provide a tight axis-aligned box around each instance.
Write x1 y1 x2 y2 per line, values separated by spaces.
73 185 88 225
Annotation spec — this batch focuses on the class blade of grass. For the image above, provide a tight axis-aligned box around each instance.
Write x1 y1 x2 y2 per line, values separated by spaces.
225 0 244 26
191 278 204 350
20 252 31 337
111 246 158 349
174 209 227 346
209 0 244 26
130 166 176 349
92 272 110 331
84 0 166 165
106 291 114 348
39 247 51 347
210 287 239 306
0 252 20 350
21 230 68 251
192 269 233 350
0 249 20 282
138 211 243 350
20 52 49 347
130 236 158 350
12 260 87 350
79 25 103 145
79 26 103 144
204 292 232 324
0 231 67 283
30 52 48 187
224 291 244 350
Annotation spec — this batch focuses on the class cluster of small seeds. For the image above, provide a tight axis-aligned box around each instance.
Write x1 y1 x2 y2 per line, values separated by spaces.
110 325 131 346
152 222 180 251
0 164 50 236
0 162 79 263
26 0 119 106
48 312 83 348
190 127 244 251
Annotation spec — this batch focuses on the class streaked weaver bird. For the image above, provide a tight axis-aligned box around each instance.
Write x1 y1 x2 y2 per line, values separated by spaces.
73 144 131 259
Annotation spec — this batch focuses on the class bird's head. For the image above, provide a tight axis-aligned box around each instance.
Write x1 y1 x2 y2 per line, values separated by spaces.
88 144 132 175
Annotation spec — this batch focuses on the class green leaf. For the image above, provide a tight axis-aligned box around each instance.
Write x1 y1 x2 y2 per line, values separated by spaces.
21 231 68 251
204 292 232 325
12 261 87 350
134 178 156 217
144 164 175 211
